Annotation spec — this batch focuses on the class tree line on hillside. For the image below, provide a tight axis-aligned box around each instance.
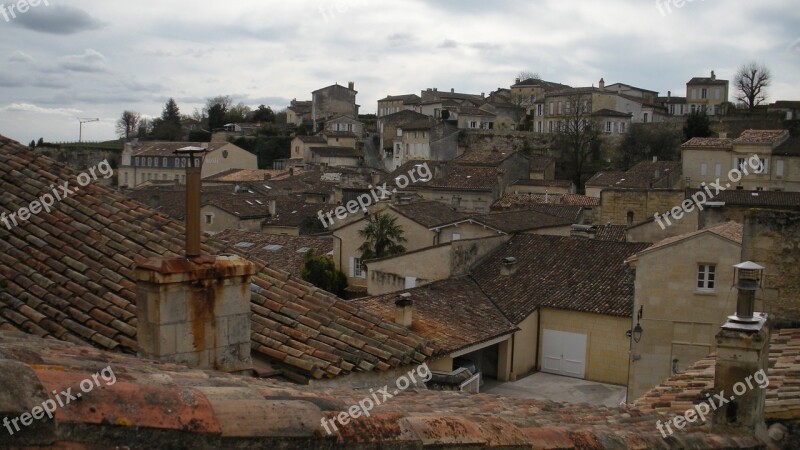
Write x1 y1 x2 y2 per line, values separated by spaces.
115 96 287 142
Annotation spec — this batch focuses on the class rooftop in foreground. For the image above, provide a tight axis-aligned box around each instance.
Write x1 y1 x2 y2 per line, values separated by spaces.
0 331 763 448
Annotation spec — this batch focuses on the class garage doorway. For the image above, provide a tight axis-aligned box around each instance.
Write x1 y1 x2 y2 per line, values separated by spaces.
541 329 587 379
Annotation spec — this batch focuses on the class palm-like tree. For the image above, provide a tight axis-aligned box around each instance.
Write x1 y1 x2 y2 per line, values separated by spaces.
358 213 407 261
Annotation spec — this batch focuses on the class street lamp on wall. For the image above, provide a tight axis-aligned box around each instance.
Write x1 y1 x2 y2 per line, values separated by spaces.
627 305 644 343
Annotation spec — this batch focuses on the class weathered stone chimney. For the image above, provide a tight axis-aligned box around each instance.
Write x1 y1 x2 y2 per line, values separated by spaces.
711 70 716 81
395 293 413 327
599 78 605 90
712 260 769 439
348 81 355 90
135 256 255 373
500 257 518 276
268 199 277 217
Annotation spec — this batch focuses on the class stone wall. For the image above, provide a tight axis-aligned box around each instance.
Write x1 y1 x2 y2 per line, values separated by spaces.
599 189 685 225
743 209 800 327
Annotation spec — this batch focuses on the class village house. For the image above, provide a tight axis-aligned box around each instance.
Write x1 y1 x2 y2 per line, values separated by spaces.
118 141 258 188
286 99 312 126
625 222 745 400
469 235 650 384
510 77 571 122
311 82 359 130
681 129 800 192
686 70 729 116
377 94 421 117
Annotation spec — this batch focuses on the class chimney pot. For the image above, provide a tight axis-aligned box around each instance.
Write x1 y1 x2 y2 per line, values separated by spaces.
395 293 413 327
500 257 518 276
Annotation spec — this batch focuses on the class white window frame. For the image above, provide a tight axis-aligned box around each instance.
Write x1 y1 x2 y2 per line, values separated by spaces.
697 264 716 292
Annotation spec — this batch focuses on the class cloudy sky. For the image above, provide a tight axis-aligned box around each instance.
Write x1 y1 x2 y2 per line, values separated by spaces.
0 0 798 144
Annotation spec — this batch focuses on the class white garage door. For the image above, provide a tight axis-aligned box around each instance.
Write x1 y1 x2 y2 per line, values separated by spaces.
541 329 587 379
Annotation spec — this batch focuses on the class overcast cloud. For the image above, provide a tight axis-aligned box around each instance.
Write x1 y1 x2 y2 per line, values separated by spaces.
0 0 798 144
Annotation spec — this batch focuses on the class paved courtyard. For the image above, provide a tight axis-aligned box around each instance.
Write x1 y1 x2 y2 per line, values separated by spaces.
483 372 627 407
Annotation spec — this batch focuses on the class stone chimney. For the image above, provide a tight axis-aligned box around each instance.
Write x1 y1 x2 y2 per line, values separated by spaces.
348 81 355 90
712 260 769 440
268 199 277 217
599 78 605 90
451 88 455 93
667 91 671 100
711 70 716 81
135 256 256 373
395 293 413 327
500 257 518 276
515 78 521 84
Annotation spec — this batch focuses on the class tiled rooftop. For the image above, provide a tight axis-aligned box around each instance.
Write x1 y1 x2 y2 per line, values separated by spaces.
511 179 574 188
352 278 518 355
391 201 470 228
593 224 629 242
470 209 573 234
215 230 333 278
126 141 230 157
204 168 288 182
415 165 502 191
0 135 433 382
636 221 743 256
0 330 761 448
493 192 597 210
681 137 734 149
733 129 790 145
585 161 680 189
471 235 650 323
204 194 273 219
453 148 517 166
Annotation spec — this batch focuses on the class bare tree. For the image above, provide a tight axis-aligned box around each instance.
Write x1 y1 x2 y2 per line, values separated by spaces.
551 93 602 190
517 70 541 82
116 110 141 139
735 62 771 110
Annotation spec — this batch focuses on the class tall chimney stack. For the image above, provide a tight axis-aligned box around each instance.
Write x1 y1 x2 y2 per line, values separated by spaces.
712 261 769 439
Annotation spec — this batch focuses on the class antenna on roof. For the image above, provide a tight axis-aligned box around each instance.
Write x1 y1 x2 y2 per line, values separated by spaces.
77 118 99 143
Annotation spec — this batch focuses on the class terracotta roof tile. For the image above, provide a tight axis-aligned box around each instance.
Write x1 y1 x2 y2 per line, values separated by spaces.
471 235 650 323
0 135 433 381
0 332 755 448
353 279 518 354
390 201 470 228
